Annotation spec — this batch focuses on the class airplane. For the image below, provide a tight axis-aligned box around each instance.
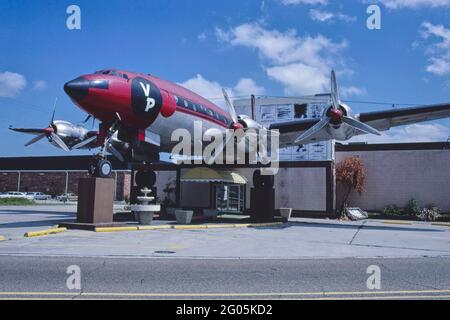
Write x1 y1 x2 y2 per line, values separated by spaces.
9 68 450 185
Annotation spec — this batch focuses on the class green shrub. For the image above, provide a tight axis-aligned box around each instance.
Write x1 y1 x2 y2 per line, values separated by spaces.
405 199 421 216
383 205 404 216
0 198 35 206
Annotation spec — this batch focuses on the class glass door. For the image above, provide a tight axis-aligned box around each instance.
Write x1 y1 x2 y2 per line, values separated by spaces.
215 184 244 213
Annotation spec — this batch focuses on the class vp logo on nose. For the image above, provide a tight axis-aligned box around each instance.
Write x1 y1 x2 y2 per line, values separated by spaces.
139 82 156 112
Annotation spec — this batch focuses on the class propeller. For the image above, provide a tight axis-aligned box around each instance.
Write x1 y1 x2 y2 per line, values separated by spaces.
295 70 381 144
22 98 71 151
222 88 244 130
71 135 97 150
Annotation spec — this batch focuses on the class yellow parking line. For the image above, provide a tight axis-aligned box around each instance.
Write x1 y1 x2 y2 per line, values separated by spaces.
432 222 450 227
137 225 171 231
95 226 138 233
381 220 412 225
95 222 283 233
24 228 67 238
173 225 208 230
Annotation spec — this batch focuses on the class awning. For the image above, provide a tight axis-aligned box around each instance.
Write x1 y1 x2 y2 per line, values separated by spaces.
181 168 247 185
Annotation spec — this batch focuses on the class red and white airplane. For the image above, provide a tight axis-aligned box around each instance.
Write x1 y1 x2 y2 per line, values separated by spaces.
10 69 450 179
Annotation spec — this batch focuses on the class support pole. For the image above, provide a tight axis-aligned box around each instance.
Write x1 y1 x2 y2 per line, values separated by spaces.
17 171 21 192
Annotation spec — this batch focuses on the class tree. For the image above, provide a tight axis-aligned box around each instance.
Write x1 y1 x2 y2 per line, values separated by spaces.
336 156 366 214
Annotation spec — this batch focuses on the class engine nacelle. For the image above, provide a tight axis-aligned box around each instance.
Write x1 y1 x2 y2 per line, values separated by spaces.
54 120 88 140
238 115 264 131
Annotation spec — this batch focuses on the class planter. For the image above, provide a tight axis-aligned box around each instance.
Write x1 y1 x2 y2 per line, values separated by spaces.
280 208 292 222
131 204 160 225
134 211 155 225
203 209 219 219
175 210 194 224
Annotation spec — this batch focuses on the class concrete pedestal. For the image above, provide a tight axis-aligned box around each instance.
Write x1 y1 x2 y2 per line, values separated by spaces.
77 178 114 224
250 188 275 222
61 178 126 230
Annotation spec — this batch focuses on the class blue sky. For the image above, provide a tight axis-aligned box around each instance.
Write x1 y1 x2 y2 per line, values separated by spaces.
1 0 450 157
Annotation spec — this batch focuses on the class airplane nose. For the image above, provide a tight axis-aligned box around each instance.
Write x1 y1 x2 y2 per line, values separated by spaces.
64 77 90 101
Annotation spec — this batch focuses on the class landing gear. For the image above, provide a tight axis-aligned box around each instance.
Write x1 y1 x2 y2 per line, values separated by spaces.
89 158 112 178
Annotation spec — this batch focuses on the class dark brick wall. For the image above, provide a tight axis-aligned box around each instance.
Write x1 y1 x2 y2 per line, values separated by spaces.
0 172 19 193
0 171 131 200
20 172 66 196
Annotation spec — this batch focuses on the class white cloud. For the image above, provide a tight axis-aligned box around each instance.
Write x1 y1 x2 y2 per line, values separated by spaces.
309 9 356 23
216 23 350 95
32 80 47 91
234 78 265 96
281 0 328 5
267 63 329 95
378 0 450 9
420 22 450 75
197 32 207 41
0 71 27 98
340 86 367 98
350 123 450 143
179 74 265 108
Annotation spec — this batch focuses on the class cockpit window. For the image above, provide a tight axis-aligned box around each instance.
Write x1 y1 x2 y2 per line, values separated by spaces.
94 70 129 80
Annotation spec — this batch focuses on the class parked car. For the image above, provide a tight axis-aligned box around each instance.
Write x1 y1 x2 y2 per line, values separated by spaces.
26 192 52 200
56 193 78 202
0 192 33 200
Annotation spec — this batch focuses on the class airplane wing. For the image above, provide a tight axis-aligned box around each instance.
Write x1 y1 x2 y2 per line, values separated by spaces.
357 103 450 131
269 103 450 146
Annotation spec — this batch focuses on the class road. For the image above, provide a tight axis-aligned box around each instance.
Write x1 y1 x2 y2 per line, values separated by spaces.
0 255 449 300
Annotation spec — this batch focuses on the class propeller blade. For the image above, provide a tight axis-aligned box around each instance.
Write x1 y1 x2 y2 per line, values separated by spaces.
222 88 239 124
295 117 331 144
107 143 125 162
24 133 46 147
9 127 48 135
330 70 340 110
50 133 70 151
72 135 97 150
50 98 58 125
342 116 382 136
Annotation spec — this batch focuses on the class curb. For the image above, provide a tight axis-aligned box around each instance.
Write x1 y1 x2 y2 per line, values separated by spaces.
95 222 283 233
432 222 450 227
24 228 67 238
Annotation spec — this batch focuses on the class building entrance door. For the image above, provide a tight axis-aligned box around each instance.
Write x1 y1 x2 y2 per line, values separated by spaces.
215 184 245 213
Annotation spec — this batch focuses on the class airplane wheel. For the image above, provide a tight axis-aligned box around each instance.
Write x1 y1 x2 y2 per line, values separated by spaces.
253 170 274 188
89 159 112 178
135 169 156 188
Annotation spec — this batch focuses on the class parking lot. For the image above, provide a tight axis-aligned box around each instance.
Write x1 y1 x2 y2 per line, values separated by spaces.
0 204 449 259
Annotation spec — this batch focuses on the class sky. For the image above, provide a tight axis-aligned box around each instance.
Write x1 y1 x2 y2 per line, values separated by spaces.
1 0 450 157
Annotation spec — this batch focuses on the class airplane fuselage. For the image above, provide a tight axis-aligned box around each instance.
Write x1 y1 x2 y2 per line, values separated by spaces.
64 69 233 153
